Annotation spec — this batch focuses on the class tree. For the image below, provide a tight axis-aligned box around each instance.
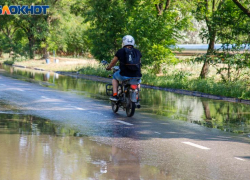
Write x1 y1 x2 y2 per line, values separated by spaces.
129 0 192 72
193 0 250 81
0 16 16 56
213 0 250 81
14 15 48 59
0 14 29 59
66 25 90 56
41 0 77 58
73 0 192 73
192 0 225 79
79 0 128 60
0 0 51 59
155 0 171 15
0 0 88 59
232 0 250 18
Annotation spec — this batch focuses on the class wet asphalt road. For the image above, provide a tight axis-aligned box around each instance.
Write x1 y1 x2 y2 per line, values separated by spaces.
0 73 250 180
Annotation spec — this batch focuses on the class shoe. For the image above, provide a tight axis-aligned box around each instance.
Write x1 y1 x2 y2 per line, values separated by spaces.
109 95 119 101
135 102 141 108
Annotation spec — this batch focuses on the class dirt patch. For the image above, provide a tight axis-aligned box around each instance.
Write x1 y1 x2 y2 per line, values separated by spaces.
14 57 99 72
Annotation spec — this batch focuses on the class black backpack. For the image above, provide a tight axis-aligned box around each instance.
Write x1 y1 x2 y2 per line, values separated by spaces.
124 47 141 71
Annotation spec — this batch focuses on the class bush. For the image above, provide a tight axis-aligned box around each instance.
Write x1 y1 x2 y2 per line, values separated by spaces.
3 60 14 65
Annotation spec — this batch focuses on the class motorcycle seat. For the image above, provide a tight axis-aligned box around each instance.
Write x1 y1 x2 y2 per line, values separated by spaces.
121 78 141 85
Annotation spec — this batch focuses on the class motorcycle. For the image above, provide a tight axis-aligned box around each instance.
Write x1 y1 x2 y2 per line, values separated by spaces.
101 60 141 117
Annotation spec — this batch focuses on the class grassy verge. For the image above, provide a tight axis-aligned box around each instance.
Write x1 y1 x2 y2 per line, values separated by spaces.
3 60 14 65
142 73 250 99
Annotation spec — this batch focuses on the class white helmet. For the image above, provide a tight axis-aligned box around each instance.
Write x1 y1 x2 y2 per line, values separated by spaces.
122 35 135 47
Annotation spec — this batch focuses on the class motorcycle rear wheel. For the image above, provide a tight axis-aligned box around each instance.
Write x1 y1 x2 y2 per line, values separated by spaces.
111 102 119 113
126 100 135 117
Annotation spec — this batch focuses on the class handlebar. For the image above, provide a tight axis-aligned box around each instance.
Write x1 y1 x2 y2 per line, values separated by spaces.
101 60 119 71
101 60 108 66
100 60 119 78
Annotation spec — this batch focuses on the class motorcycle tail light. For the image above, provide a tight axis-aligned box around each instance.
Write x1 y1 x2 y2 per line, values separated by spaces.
130 85 138 90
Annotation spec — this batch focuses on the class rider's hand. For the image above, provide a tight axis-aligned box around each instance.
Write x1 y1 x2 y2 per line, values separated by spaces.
106 66 111 71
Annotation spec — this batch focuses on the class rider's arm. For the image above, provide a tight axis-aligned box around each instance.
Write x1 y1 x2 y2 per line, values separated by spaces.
106 56 118 70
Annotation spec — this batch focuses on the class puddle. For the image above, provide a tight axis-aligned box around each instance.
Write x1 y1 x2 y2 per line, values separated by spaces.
0 111 167 180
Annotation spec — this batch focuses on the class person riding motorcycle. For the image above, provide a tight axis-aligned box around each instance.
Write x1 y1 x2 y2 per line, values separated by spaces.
106 35 142 101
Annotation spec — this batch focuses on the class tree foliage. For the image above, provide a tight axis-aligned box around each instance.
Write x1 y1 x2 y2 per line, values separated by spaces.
0 0 88 59
71 0 193 73
0 0 249 80
192 0 250 79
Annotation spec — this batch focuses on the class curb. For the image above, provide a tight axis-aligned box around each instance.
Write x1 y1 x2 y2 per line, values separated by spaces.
12 65 26 68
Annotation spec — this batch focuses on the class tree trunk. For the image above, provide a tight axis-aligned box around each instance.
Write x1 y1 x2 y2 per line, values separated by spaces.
43 15 51 59
43 44 49 59
155 0 171 15
228 64 231 81
202 101 212 120
200 61 210 79
28 36 35 59
199 31 216 79
154 64 161 74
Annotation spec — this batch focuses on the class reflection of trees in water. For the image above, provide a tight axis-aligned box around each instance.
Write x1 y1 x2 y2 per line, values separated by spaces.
109 145 140 180
200 101 213 128
202 101 211 120
2 65 107 96
141 88 203 121
70 123 168 180
0 132 168 180
2 65 46 82
84 137 141 179
140 88 178 117
140 86 250 134
198 101 250 133
0 113 80 136
101 124 167 180
54 76 107 97
0 112 167 179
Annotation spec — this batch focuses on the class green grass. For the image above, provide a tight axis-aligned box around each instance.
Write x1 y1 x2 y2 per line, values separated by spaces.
78 65 111 77
142 74 250 99
3 60 15 65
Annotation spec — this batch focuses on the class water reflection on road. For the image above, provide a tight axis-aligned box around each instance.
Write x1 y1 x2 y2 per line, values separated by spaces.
0 112 167 180
1 64 250 135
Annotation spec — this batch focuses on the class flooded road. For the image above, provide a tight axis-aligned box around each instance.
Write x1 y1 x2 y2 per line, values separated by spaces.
0 112 167 180
1 64 250 136
1 64 250 180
